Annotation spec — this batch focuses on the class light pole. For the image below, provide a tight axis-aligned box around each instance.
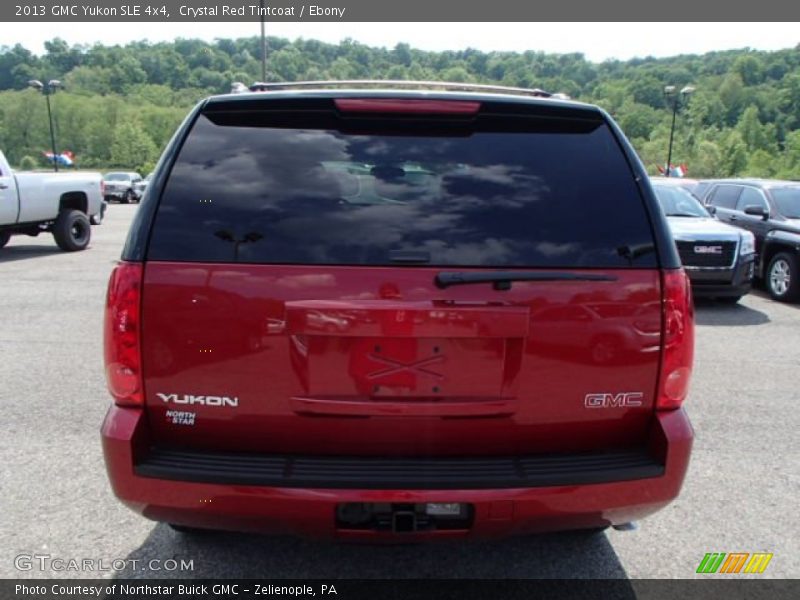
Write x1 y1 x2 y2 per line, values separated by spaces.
28 79 62 172
214 230 263 262
663 85 695 177
259 0 267 81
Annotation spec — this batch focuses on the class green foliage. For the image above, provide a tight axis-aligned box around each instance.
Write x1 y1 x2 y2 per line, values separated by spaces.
0 37 799 177
737 105 770 151
110 121 157 174
721 131 749 176
616 101 659 140
692 141 723 178
18 155 37 170
747 149 776 177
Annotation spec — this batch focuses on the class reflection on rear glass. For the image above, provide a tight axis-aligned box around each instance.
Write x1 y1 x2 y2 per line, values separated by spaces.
148 113 656 268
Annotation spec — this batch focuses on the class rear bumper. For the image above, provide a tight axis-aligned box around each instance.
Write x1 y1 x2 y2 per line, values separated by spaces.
101 406 693 540
105 190 137 201
686 254 755 297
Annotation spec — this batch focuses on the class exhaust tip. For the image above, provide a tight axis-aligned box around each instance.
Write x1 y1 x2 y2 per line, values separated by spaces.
612 521 638 531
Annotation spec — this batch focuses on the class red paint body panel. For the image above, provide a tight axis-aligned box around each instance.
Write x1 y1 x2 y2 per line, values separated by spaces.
140 263 663 456
101 406 693 539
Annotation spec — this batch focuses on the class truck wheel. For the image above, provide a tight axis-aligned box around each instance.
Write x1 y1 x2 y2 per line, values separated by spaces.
52 209 91 252
0 232 10 249
766 252 800 302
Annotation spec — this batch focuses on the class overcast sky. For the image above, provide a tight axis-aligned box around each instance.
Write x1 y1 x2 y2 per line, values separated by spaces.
3 22 798 62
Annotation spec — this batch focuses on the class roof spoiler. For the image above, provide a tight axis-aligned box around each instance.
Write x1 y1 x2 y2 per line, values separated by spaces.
230 80 570 100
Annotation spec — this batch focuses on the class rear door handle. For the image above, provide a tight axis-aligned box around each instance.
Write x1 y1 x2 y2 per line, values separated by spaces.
729 215 738 221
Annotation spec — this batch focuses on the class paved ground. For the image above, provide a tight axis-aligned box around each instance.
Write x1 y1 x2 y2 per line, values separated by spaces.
1 204 797 579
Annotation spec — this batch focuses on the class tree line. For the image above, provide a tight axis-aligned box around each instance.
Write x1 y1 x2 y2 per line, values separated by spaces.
0 36 799 178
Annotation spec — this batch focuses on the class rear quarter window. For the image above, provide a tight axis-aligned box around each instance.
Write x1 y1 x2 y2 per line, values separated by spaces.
147 104 657 268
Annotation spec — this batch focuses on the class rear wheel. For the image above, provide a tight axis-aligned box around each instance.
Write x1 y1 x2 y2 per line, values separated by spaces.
122 190 133 204
52 209 91 251
766 252 800 302
0 231 10 248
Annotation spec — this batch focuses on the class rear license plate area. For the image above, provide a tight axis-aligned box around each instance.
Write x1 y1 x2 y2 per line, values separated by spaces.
336 502 473 533
309 337 506 398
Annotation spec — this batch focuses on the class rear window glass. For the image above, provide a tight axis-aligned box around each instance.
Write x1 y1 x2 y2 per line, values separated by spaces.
771 187 800 218
147 108 656 268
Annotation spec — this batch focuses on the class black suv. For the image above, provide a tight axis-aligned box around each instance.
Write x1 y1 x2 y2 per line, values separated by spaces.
703 180 800 302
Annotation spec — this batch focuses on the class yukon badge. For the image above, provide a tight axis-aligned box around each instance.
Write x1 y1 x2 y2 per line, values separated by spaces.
585 392 643 408
157 393 239 407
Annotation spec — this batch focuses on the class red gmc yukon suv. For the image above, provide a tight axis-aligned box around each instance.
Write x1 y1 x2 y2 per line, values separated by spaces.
101 81 694 539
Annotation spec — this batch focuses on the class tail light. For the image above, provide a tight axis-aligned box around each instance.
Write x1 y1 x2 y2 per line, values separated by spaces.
104 262 143 406
657 269 694 410
334 98 481 115
100 180 105 196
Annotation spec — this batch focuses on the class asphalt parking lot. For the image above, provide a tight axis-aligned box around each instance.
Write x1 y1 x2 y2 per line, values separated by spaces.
1 203 798 580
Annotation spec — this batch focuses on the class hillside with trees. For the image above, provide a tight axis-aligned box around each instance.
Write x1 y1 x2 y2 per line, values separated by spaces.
1 36 799 178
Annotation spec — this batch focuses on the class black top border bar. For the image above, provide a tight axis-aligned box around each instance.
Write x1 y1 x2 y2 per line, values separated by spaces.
3 1 799 22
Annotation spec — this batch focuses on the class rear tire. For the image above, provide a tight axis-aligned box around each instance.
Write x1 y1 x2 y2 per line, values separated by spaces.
52 209 91 252
122 190 133 204
0 231 10 249
766 252 800 302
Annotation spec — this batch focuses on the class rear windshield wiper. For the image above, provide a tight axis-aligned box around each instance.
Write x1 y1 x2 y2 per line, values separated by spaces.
435 271 618 291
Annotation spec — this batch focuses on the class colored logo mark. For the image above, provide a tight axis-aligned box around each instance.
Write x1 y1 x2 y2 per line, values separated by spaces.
696 552 773 574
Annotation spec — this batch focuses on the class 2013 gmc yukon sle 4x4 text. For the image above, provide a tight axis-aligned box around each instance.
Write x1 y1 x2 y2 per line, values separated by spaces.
101 82 694 540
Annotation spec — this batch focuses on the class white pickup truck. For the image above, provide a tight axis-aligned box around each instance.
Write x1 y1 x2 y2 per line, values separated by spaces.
0 151 105 251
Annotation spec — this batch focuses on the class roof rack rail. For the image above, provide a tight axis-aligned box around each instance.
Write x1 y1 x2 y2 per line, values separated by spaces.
239 80 568 99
